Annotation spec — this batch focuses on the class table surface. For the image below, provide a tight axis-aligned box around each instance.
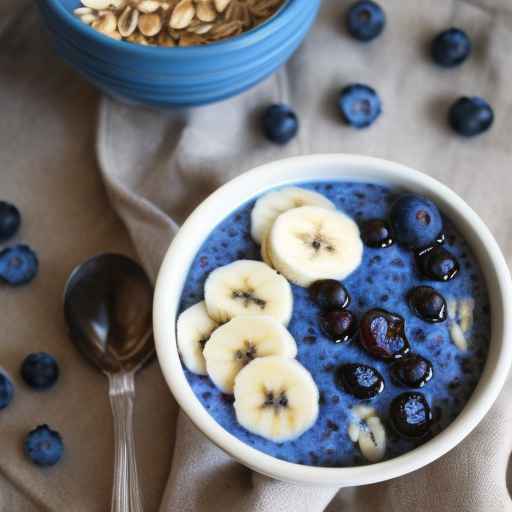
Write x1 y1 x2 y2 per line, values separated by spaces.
2 0 512 511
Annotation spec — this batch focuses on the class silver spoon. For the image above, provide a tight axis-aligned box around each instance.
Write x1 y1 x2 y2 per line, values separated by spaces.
64 253 154 512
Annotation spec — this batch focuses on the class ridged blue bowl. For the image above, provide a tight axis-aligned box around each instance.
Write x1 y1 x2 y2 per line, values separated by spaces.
36 0 320 107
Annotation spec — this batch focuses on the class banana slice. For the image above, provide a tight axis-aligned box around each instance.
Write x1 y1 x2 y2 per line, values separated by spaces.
251 187 335 244
234 356 319 442
268 206 363 287
203 316 297 393
204 260 293 325
177 301 219 375
260 232 274 267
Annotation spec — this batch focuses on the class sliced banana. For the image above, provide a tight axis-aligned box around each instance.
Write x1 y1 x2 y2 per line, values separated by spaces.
260 231 274 267
234 356 319 442
358 416 386 463
203 316 297 393
349 406 386 463
204 260 293 325
176 301 219 375
251 187 335 245
268 206 363 287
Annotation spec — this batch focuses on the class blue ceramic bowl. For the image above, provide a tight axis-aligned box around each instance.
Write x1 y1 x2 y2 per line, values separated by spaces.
36 0 320 107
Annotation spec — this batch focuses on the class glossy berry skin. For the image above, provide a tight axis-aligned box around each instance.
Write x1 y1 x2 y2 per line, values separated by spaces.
338 84 382 129
408 286 447 323
416 246 459 282
21 353 59 390
362 219 394 248
0 245 38 286
0 201 21 242
449 97 494 137
431 28 471 67
336 363 384 399
261 104 299 144
319 309 357 343
390 355 433 388
0 371 14 410
346 0 386 42
309 279 350 310
390 392 433 438
24 425 63 467
360 309 410 360
390 194 443 249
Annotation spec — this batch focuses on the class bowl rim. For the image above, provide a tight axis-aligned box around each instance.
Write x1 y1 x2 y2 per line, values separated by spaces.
153 153 512 486
43 0 301 55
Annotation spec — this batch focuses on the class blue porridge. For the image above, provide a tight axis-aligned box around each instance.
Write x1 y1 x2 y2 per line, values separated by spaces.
176 181 490 467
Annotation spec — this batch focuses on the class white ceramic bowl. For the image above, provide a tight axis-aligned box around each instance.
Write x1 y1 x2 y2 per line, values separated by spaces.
153 154 512 487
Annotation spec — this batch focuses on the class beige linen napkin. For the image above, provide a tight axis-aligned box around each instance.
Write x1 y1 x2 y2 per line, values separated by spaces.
97 1 512 511
2 0 512 510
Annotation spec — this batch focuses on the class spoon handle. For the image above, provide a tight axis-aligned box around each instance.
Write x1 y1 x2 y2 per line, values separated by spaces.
109 372 143 512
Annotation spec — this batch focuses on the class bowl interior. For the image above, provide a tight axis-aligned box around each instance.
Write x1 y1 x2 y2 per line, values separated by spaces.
153 154 512 486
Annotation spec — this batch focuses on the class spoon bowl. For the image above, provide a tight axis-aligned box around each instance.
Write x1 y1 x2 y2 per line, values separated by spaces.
64 253 154 374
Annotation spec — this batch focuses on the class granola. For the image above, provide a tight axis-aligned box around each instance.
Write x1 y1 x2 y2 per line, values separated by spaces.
73 0 286 47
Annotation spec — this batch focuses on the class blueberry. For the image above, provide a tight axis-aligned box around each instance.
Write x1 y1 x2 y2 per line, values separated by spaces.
449 96 494 137
24 425 63 467
0 202 21 242
309 280 350 310
346 0 386 42
21 353 59 390
0 245 38 286
360 308 410 360
336 363 384 399
390 392 432 437
390 354 433 388
431 28 471 67
262 104 299 144
416 246 459 281
338 84 382 129
361 219 394 248
408 286 447 322
0 370 14 410
390 194 443 249
319 309 357 343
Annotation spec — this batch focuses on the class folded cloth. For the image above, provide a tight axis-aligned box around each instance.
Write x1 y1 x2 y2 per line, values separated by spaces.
97 1 512 511
1 0 512 510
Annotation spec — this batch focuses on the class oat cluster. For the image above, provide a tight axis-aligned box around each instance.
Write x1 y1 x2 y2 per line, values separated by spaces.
74 0 285 47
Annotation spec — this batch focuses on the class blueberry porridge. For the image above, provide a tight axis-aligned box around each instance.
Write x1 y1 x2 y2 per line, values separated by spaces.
176 182 490 467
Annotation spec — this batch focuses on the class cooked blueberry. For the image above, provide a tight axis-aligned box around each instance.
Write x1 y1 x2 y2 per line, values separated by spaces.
346 0 386 42
336 363 384 399
416 245 459 281
0 202 21 242
449 96 494 137
319 309 357 343
390 194 443 249
261 104 299 144
24 425 63 467
390 355 433 388
360 308 410 360
21 353 59 390
408 286 447 323
338 84 382 129
0 245 38 286
0 370 14 410
309 279 350 310
362 219 394 248
390 392 432 437
431 28 471 67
